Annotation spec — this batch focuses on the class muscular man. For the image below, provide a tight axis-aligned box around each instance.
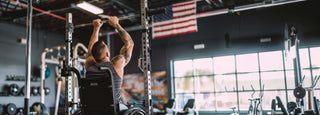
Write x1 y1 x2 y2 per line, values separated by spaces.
85 17 134 112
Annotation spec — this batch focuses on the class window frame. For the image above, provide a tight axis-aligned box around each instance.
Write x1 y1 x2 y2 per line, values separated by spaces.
171 46 320 112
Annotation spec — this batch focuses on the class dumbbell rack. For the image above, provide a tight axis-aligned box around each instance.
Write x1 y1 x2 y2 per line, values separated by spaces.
0 83 50 97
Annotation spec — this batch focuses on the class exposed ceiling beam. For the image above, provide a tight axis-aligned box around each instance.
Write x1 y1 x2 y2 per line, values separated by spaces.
13 7 72 22
111 0 134 12
112 2 126 15
8 0 66 20
5 0 10 11
101 0 306 36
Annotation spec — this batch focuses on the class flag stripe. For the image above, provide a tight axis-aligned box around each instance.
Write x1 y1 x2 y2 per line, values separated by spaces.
173 7 196 14
153 26 197 37
172 4 195 11
154 24 197 33
172 1 195 8
153 18 196 28
153 15 196 26
173 9 195 17
154 30 197 39
174 13 196 19
153 20 196 31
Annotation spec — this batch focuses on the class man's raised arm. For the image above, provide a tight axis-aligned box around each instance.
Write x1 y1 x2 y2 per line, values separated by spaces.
87 19 103 57
109 16 134 77
85 19 103 69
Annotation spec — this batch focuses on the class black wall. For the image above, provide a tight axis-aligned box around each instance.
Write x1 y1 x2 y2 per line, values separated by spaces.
0 22 64 110
164 0 320 60
107 0 320 73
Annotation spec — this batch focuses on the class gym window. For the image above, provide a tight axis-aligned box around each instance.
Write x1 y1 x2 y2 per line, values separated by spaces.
171 46 320 112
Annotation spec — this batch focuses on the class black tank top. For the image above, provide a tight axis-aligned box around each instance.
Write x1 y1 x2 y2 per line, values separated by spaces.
86 62 123 104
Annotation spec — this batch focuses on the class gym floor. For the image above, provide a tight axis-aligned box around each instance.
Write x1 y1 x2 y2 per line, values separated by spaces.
0 0 320 115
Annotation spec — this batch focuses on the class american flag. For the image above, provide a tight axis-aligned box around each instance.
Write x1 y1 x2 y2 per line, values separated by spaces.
152 1 198 39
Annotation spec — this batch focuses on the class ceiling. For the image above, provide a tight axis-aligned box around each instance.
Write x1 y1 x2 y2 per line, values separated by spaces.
0 0 299 38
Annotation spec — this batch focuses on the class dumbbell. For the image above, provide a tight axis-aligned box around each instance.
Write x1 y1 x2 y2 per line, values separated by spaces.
31 86 39 96
35 87 51 95
5 103 17 115
8 84 20 96
44 87 50 95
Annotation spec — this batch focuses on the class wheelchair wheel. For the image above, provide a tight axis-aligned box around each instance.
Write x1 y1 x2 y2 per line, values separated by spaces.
72 109 81 115
123 107 145 115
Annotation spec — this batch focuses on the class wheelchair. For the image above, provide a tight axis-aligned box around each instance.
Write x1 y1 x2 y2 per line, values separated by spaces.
75 65 145 115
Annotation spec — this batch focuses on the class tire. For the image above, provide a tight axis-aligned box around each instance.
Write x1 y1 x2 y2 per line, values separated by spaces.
123 107 145 115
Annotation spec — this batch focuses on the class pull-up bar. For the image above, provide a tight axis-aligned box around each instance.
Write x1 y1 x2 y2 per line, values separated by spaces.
74 8 165 28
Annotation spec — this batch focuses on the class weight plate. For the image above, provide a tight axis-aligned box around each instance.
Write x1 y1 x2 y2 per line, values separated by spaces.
293 87 306 98
6 103 16 115
9 84 20 96
287 101 297 112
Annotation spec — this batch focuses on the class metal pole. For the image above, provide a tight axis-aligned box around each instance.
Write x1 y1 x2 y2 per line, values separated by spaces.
65 13 73 115
40 49 48 104
55 78 62 115
106 34 111 59
140 0 152 114
55 56 63 115
107 34 110 51
24 0 32 114
295 38 302 85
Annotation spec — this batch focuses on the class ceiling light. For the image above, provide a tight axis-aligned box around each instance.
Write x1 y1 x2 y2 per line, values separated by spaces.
76 1 104 14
